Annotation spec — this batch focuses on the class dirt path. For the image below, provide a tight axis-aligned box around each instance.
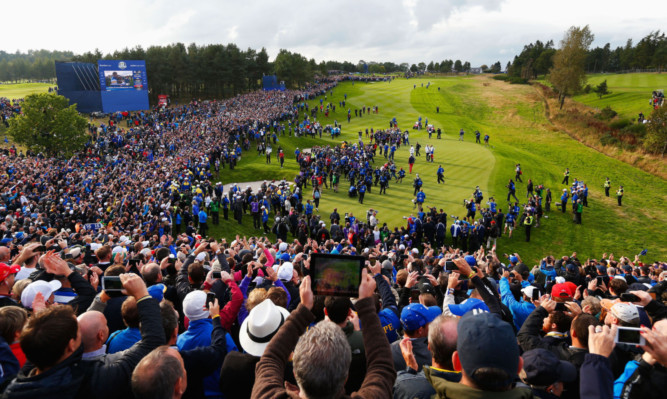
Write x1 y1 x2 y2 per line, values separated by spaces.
225 180 292 193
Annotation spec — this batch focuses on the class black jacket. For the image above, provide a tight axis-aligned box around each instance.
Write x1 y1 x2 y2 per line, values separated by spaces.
15 295 164 399
28 270 96 316
517 306 571 360
79 297 164 399
2 347 86 399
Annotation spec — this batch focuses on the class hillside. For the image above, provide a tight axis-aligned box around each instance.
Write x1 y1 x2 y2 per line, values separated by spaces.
209 75 667 265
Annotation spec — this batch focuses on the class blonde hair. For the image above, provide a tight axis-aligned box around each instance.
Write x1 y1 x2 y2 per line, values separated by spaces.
246 288 268 313
12 279 31 302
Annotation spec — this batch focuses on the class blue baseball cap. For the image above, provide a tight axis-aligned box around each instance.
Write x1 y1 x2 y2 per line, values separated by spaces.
464 255 476 266
0 238 13 245
509 256 518 264
457 312 519 388
400 303 441 331
147 283 166 302
448 298 489 317
280 253 290 262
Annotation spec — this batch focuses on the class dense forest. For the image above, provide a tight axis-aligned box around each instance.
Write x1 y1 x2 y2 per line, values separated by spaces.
0 49 74 82
0 30 665 100
506 30 667 80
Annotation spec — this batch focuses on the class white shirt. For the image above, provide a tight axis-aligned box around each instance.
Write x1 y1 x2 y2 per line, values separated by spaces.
15 266 36 281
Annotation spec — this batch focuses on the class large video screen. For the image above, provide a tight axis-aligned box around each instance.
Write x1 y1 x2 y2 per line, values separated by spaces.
98 60 147 92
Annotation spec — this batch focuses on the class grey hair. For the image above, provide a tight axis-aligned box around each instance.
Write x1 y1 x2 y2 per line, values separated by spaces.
293 320 351 399
428 315 458 369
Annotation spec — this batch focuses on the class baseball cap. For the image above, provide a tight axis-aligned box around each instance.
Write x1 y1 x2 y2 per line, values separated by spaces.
521 286 540 299
521 348 577 387
419 282 436 296
0 263 20 282
278 242 288 252
280 253 290 262
21 280 62 309
448 298 489 317
277 262 294 281
147 283 166 302
610 303 640 325
457 312 519 387
551 283 574 299
183 290 209 321
464 255 476 266
0 238 13 245
509 256 518 264
400 303 440 331
566 263 578 273
628 282 649 292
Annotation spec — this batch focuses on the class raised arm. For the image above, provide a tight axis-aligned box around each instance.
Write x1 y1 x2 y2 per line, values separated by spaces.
354 269 396 397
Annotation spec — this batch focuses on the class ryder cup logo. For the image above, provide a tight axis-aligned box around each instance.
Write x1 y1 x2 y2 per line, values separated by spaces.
118 62 127 69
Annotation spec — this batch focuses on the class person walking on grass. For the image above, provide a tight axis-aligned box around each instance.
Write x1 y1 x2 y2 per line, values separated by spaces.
515 163 523 182
507 179 519 202
604 177 611 197
524 212 533 242
437 165 445 184
617 185 624 206
562 168 570 185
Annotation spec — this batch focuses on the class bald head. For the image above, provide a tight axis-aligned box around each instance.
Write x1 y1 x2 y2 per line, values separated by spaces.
0 247 10 263
428 315 459 370
77 311 109 353
141 263 162 285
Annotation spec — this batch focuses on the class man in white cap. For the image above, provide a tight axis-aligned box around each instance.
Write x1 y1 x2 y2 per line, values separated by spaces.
29 251 97 315
21 279 61 310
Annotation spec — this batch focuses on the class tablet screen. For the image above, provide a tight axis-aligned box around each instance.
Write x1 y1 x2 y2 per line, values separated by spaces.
310 253 364 297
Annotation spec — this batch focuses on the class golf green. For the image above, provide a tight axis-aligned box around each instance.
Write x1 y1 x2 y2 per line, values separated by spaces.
171 75 667 265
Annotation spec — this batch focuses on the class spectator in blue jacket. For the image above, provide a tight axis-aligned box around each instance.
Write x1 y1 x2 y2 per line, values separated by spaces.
106 296 141 354
500 270 538 331
369 261 400 343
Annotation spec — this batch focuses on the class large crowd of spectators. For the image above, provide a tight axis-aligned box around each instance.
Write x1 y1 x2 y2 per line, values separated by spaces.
0 232 665 399
0 78 665 399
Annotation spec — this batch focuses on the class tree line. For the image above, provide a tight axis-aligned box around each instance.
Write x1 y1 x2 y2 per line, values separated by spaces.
0 49 74 82
507 30 667 80
1 30 664 99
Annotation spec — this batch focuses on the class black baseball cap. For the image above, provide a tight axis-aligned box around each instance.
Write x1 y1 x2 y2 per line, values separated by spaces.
457 312 519 387
520 348 576 387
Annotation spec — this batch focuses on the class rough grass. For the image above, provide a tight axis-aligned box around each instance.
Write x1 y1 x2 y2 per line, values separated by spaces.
210 76 667 265
533 83 667 179
574 73 667 120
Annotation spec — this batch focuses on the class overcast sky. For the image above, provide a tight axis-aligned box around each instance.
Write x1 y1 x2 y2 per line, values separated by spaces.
4 0 665 66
